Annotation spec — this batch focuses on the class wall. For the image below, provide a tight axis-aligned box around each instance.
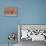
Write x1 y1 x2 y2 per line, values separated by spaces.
0 0 46 44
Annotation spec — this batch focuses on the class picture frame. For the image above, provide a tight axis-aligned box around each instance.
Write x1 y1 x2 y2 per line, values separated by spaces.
4 7 17 16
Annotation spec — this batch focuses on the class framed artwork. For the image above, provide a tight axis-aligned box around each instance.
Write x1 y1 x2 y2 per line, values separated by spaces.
4 7 17 16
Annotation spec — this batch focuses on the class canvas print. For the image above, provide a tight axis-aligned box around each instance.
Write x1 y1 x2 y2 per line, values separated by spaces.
4 7 17 16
